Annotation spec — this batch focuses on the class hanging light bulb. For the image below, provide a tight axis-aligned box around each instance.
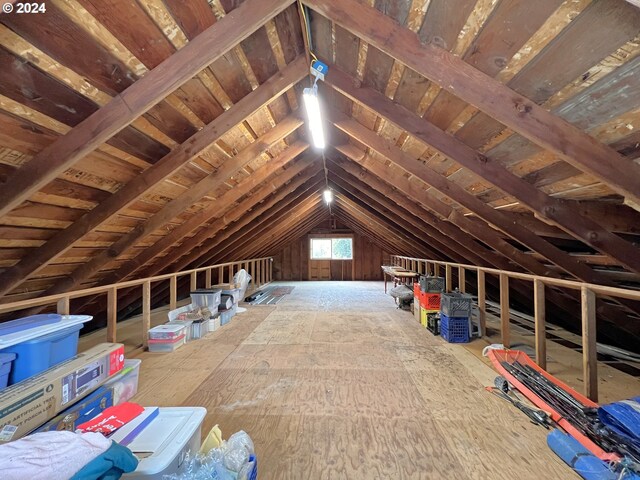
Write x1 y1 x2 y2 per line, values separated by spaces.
323 189 333 204
303 85 326 149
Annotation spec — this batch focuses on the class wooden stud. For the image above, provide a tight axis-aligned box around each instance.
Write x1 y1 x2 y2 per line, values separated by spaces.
107 287 117 343
169 275 177 310
56 297 70 315
218 265 224 284
205 268 212 288
477 270 486 337
534 279 547 369
458 266 466 293
500 273 510 348
228 264 234 285
581 286 598 402
445 264 452 292
142 281 151 348
190 271 197 291
434 264 440 276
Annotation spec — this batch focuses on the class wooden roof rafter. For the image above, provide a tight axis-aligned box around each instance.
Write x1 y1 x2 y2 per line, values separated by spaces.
0 0 296 219
302 0 640 206
0 54 308 300
323 65 640 275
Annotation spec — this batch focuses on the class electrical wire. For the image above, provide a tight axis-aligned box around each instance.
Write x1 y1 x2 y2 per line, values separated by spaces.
322 151 332 217
298 0 318 63
298 1 332 218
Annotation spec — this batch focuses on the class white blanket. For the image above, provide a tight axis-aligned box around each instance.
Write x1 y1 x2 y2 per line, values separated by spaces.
0 430 111 480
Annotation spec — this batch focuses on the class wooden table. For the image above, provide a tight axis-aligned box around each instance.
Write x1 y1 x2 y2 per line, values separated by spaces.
381 266 419 293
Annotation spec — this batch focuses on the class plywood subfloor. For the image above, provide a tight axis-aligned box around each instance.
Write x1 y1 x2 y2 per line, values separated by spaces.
89 281 588 479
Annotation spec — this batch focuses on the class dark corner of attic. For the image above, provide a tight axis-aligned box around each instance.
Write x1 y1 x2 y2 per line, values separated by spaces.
0 0 640 479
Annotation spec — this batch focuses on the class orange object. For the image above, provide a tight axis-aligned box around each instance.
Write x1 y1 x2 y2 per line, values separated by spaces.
487 349 619 463
413 282 420 296
420 291 441 310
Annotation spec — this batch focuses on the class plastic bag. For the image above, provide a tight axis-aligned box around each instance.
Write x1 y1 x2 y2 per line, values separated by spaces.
162 431 256 480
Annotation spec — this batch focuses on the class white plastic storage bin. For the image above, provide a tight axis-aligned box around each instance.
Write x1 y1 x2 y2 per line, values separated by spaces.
148 335 185 353
103 359 141 405
121 407 207 480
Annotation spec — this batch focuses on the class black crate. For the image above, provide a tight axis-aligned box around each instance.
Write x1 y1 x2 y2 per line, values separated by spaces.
420 275 445 293
426 313 440 336
441 292 472 317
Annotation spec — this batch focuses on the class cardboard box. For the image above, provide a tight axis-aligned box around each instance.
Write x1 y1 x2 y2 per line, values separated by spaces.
0 343 124 443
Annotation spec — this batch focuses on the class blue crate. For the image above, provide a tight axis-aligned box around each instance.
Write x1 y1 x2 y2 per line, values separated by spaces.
440 313 470 343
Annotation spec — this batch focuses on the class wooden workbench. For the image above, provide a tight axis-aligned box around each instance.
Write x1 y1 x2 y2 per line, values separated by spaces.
381 265 419 293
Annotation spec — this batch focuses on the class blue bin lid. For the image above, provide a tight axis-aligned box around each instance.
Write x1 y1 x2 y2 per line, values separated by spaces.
0 352 16 364
0 314 62 336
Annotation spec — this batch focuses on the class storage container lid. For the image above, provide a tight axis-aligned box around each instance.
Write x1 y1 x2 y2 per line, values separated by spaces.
0 314 61 336
190 289 222 294
0 352 16 364
0 315 92 349
120 407 206 476
149 324 186 334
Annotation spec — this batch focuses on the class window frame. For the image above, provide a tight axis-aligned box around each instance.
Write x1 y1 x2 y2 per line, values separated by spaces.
309 235 354 260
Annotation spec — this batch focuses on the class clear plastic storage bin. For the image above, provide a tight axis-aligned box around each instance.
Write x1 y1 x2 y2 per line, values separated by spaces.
103 359 142 404
148 334 185 353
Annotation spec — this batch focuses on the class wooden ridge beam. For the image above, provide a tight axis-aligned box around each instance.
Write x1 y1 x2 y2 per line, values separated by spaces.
191 179 326 268
0 0 295 218
205 193 324 264
172 171 325 272
323 71 640 274
326 165 493 267
223 201 327 260
0 56 308 299
333 204 431 258
245 209 330 259
327 174 464 263
333 214 401 256
326 158 509 268
333 196 433 257
303 0 640 205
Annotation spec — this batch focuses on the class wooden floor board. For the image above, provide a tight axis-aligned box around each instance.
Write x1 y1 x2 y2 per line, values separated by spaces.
82 281 596 478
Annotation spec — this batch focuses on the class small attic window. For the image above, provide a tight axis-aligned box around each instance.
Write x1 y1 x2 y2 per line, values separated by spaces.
310 238 353 260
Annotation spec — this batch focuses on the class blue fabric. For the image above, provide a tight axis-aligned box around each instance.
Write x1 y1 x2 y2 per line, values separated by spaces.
598 396 640 452
70 441 138 480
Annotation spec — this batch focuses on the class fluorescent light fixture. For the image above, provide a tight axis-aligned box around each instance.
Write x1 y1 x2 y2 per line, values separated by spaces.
323 189 333 204
303 86 326 149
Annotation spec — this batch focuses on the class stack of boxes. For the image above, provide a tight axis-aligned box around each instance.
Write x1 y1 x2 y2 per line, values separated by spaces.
418 275 445 335
440 292 473 343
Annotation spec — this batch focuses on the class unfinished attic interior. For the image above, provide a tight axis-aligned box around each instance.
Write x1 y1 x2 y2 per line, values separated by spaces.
0 0 640 477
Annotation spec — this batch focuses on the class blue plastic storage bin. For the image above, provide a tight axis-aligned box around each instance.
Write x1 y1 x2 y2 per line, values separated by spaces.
0 352 16 389
0 323 83 385
440 313 470 343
